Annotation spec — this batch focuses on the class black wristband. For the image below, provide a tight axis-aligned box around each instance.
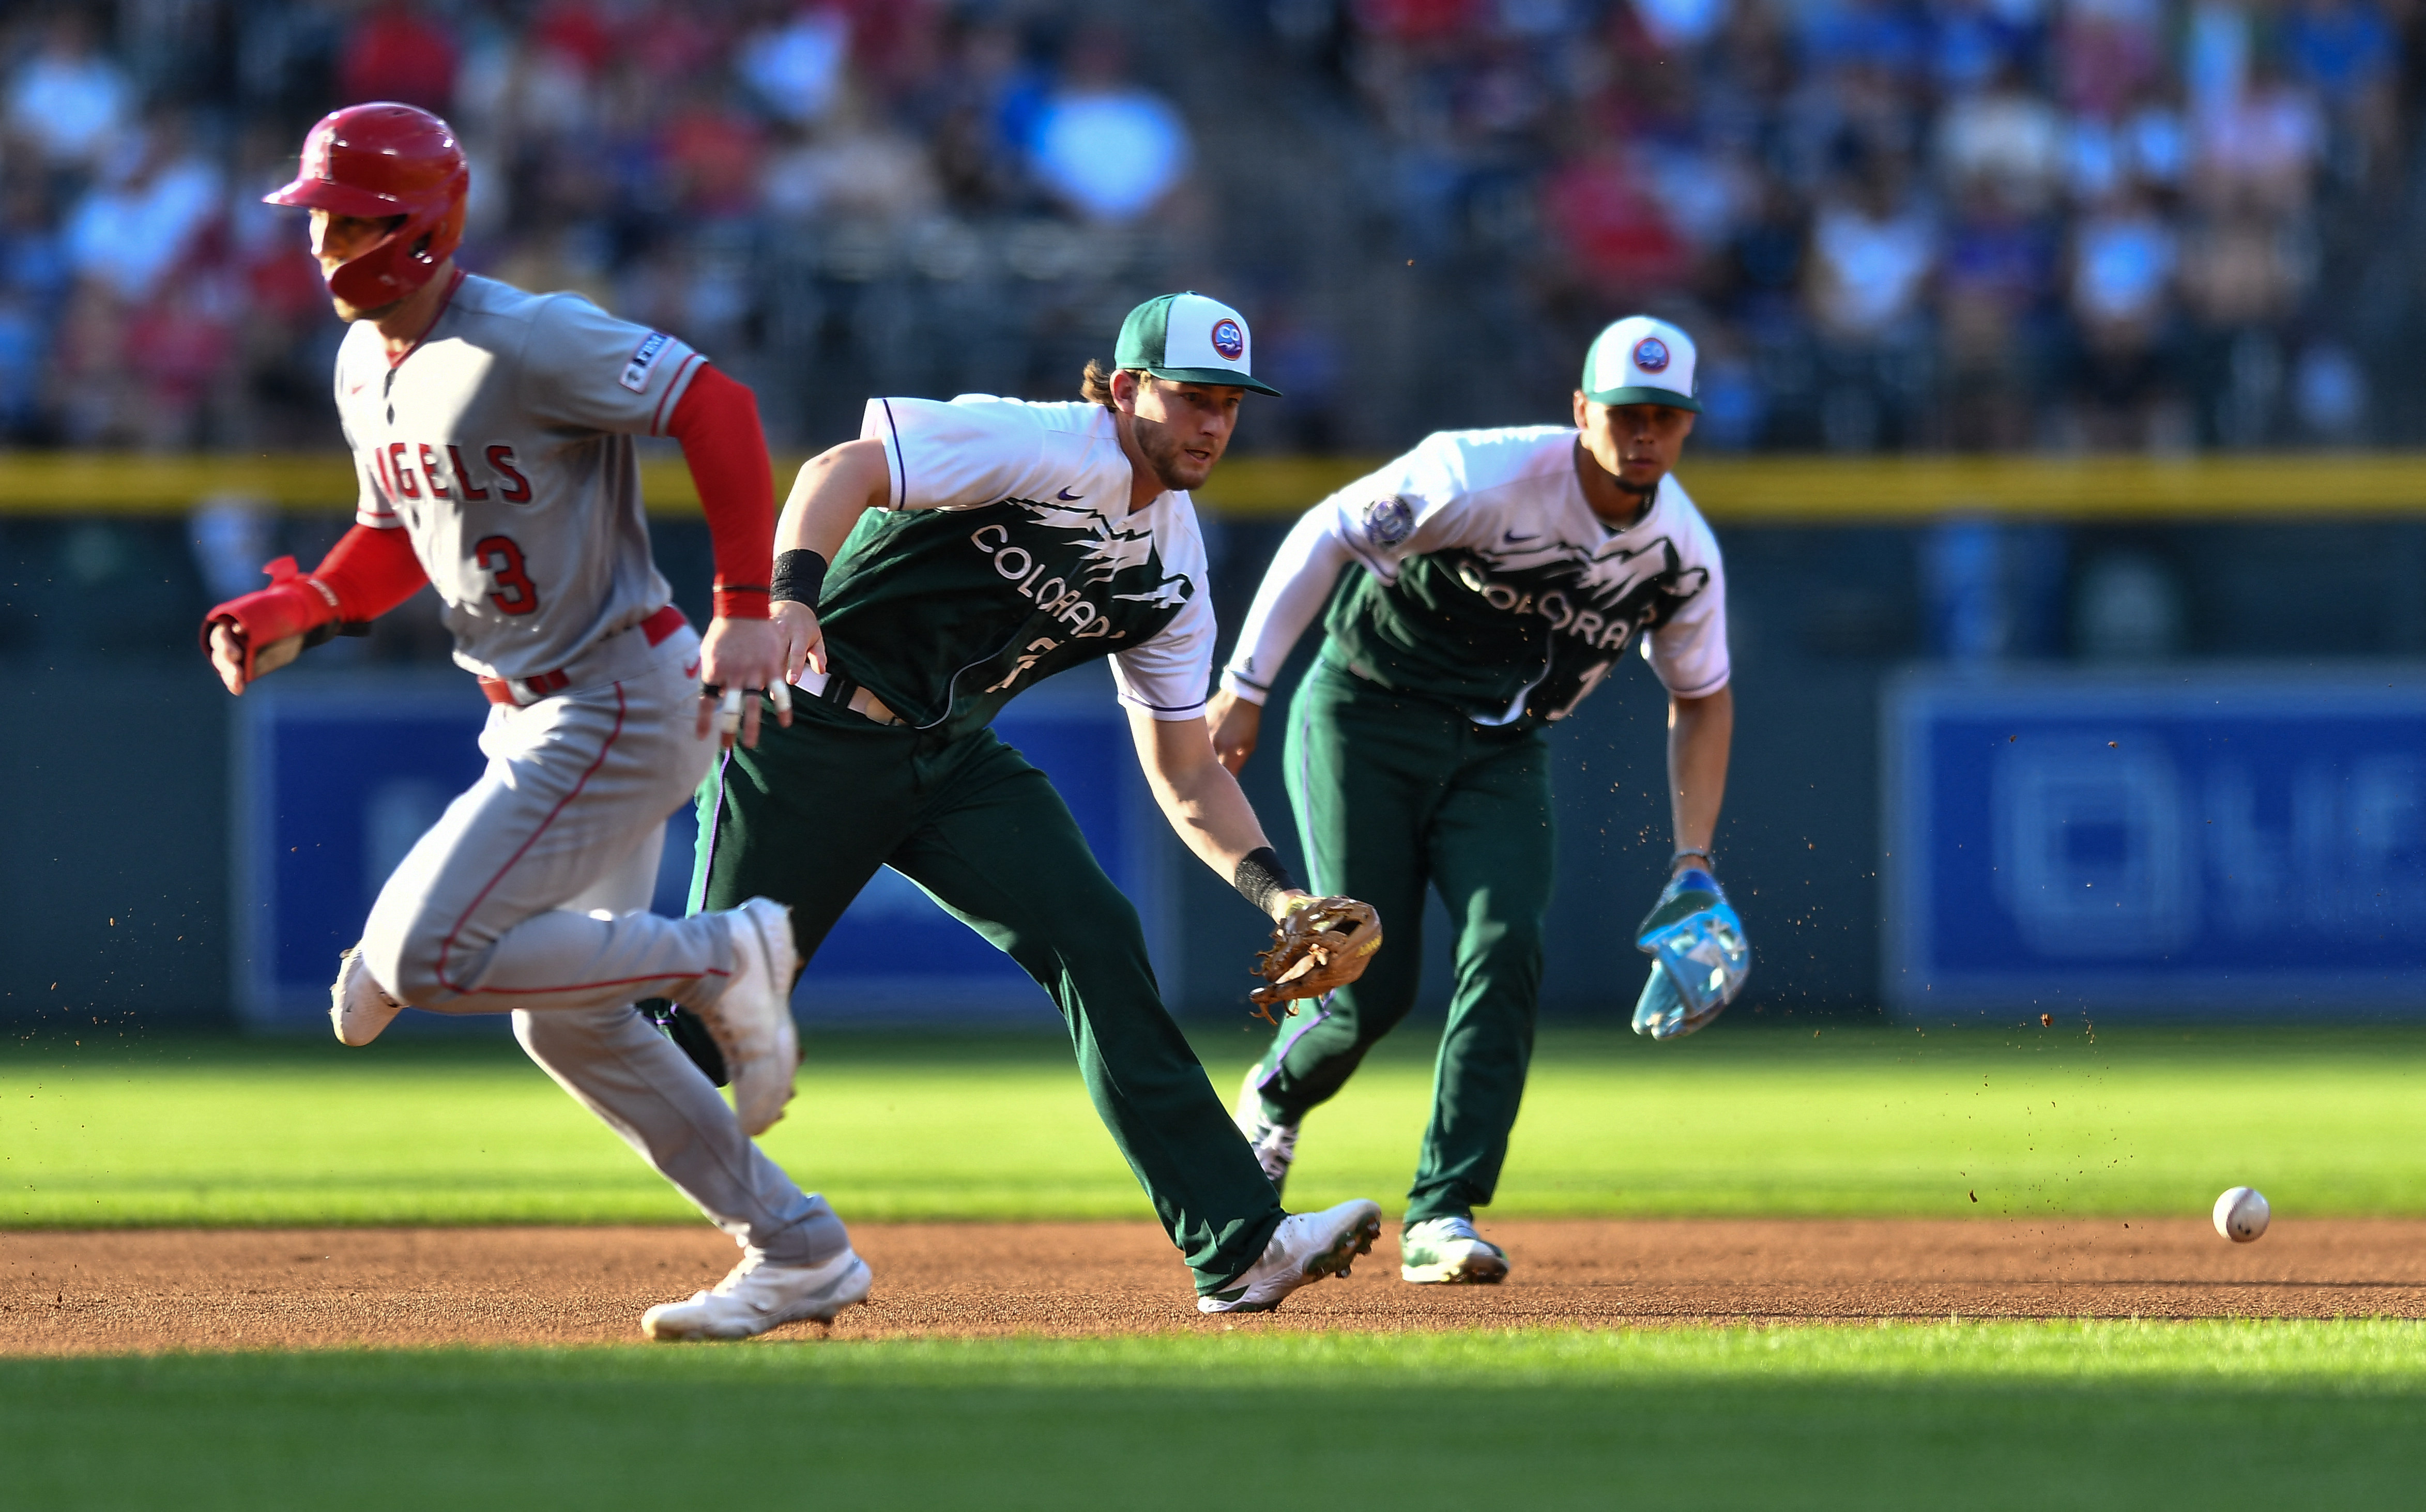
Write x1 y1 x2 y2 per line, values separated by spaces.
1232 846 1298 916
771 549 829 608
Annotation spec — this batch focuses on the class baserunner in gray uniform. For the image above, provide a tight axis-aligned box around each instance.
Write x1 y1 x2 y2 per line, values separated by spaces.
202 102 864 1342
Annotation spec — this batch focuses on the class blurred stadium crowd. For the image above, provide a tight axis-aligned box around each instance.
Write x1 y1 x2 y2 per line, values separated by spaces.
0 0 2418 454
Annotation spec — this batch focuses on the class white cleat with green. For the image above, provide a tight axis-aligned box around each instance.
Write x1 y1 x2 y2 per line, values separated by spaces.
1399 1215 1509 1285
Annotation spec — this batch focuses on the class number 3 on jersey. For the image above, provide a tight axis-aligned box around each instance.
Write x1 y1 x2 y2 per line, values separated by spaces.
476 534 540 616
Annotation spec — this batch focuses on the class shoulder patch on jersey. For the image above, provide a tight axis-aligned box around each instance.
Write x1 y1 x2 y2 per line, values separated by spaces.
619 331 674 393
1362 495 1414 548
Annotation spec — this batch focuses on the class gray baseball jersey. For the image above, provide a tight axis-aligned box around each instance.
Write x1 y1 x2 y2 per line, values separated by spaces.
336 271 703 681
329 271 841 1272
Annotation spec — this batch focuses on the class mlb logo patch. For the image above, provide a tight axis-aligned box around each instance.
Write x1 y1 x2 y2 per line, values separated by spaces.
1210 318 1245 362
1363 495 1414 547
620 331 673 392
1632 337 1670 374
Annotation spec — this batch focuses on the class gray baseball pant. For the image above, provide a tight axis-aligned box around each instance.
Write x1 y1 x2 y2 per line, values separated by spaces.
359 624 847 1266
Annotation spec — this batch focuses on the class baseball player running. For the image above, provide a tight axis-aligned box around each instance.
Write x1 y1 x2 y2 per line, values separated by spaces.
690 293 1387 1313
1207 315 1745 1285
203 103 866 1341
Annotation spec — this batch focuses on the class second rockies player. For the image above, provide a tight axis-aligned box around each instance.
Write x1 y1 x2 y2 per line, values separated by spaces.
693 293 1387 1313
1207 315 1743 1284
205 103 864 1341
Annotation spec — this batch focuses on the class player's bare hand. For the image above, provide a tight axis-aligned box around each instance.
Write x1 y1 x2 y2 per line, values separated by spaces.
772 599 827 685
208 620 250 695
1207 690 1262 774
696 616 792 749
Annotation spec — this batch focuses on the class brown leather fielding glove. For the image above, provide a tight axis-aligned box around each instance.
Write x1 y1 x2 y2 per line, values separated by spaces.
1250 895 1383 1022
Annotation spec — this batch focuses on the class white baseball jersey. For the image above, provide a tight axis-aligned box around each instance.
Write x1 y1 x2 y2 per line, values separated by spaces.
335 272 704 681
814 394 1216 740
1224 425 1729 726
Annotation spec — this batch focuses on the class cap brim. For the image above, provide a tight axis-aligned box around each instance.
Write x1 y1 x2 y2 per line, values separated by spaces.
1147 365 1283 398
1583 385 1701 413
263 176 406 216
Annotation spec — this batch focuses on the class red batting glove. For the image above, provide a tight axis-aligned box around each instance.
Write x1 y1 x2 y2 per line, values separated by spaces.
200 555 341 682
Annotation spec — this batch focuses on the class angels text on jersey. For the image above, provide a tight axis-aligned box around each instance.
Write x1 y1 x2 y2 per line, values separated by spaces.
338 273 703 681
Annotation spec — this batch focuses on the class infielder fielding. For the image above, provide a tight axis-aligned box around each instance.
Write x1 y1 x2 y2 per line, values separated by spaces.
1207 315 1747 1284
691 293 1387 1313
204 103 866 1341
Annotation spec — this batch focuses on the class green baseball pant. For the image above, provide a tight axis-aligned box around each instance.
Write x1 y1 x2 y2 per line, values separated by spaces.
693 698 1287 1292
1249 657 1554 1225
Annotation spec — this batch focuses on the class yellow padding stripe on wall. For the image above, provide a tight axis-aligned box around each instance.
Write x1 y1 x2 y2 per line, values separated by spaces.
2 451 2423 521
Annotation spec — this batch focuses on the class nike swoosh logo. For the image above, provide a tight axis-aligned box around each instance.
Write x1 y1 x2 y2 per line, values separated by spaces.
1057 487 1084 500
683 659 701 678
1503 530 1539 543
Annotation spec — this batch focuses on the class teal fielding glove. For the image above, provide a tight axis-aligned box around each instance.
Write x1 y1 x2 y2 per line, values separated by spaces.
1631 867 1750 1041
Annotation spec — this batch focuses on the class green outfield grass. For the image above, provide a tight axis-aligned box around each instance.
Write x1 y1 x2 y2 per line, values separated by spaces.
5 1323 2423 1509
6 1021 2423 1227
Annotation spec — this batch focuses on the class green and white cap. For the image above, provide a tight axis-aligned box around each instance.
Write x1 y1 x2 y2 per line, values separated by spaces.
1115 292 1282 396
1581 315 1701 413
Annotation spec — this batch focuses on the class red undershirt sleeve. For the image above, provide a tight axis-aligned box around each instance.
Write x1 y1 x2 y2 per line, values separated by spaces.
665 363 775 620
311 523 428 622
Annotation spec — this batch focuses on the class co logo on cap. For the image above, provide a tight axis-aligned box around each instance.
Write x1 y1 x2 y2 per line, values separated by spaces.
1632 337 1670 373
1210 318 1245 361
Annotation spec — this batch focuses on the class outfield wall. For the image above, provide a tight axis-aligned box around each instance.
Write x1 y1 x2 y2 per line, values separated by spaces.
3 453 2423 1028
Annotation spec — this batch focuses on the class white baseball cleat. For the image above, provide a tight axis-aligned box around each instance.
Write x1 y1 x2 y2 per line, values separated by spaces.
641 1247 873 1341
702 897 801 1136
1196 1198 1382 1314
330 945 403 1047
1233 1066 1300 1198
1398 1215 1510 1285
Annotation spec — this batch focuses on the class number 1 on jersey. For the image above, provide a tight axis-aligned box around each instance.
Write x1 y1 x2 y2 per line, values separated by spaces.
476 534 540 615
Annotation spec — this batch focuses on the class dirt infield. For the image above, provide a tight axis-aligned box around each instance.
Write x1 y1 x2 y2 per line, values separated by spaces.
6 1218 2424 1354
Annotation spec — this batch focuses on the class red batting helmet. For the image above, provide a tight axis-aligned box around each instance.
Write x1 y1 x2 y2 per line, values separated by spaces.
265 102 467 309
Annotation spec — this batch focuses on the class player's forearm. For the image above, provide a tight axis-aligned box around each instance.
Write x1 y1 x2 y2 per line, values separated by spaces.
1219 507 1351 704
1666 684 1733 863
777 439 890 562
1132 709 1284 890
667 366 776 620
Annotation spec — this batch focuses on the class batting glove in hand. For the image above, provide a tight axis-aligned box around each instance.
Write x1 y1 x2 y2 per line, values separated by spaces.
201 555 369 684
1250 895 1382 1023
1631 867 1750 1041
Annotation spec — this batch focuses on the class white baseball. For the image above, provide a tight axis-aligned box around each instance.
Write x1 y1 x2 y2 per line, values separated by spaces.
2213 1186 2269 1243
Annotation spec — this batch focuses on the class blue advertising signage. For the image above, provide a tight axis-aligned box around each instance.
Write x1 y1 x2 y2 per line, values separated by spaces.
233 667 1166 1029
1882 668 2426 1015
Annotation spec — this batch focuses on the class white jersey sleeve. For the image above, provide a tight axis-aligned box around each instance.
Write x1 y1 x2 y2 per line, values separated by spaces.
1323 437 1497 582
1112 583 1215 721
518 294 706 437
1218 505 1351 702
862 395 1089 512
1217 434 1515 702
1639 483 1731 698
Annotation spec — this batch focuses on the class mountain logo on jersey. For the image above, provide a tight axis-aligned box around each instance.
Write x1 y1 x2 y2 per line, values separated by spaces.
1448 534 1704 649
965 495 1197 630
1363 495 1414 547
1429 533 1707 722
1632 337 1670 373
1010 497 1172 587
